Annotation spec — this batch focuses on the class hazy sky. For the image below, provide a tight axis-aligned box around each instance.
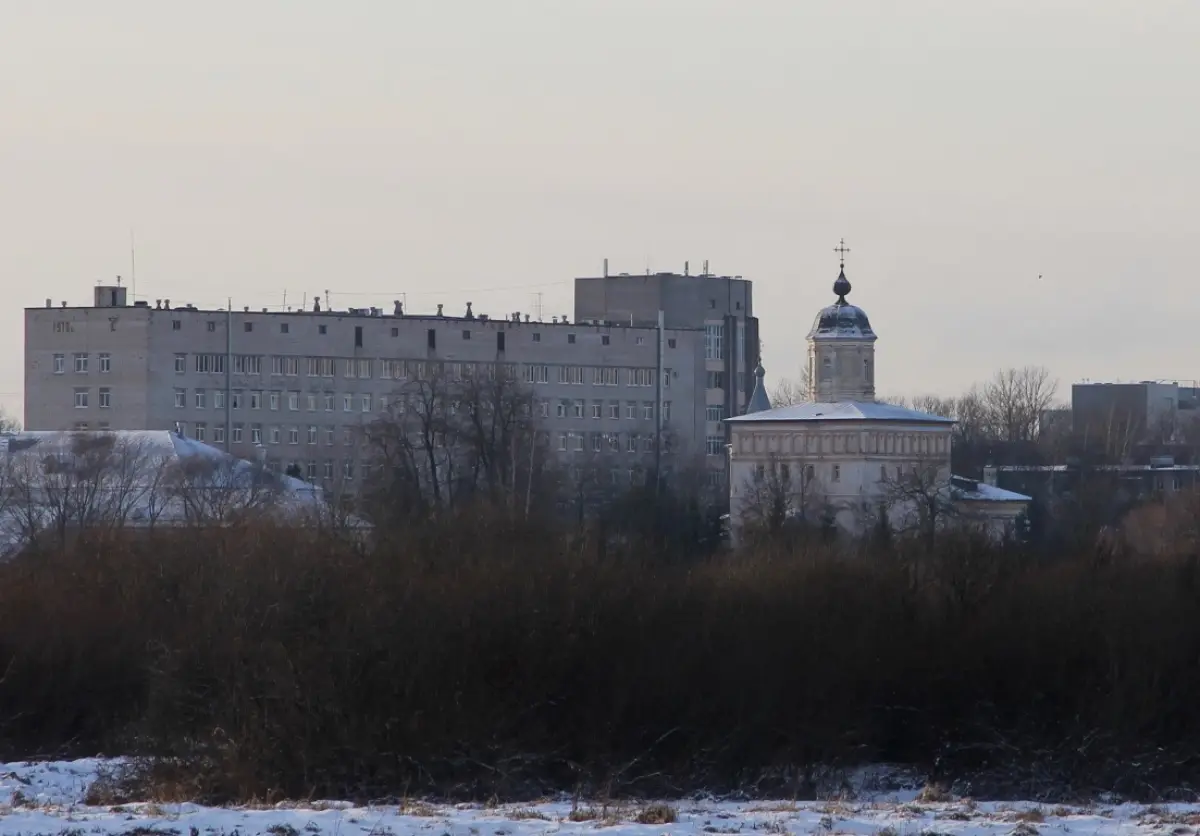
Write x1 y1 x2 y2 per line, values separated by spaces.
3 1 1198 419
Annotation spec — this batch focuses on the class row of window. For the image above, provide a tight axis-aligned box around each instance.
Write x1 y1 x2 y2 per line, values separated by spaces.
54 353 110 374
174 388 384 414
542 399 670 421
175 353 675 388
555 431 667 454
177 422 359 447
752 462 927 485
72 388 111 409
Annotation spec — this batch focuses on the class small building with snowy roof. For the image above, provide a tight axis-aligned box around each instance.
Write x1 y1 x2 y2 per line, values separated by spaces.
0 429 358 556
725 252 1030 543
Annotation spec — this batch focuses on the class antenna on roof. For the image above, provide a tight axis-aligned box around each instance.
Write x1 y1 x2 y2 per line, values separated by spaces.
130 228 137 303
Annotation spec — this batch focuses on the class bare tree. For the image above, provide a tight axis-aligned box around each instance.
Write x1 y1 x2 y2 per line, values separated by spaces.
880 460 957 548
0 409 20 434
736 454 827 540
164 454 285 525
770 368 811 407
982 366 1058 443
361 364 551 525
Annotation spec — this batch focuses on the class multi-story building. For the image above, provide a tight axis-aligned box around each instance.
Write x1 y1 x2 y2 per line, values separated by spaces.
574 266 759 465
25 285 717 491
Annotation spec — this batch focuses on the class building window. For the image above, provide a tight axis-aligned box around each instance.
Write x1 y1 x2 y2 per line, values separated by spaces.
233 424 243 443
343 395 353 412
174 389 186 408
832 464 841 482
592 401 603 419
231 390 243 409
667 338 677 349
281 323 289 334
709 299 716 309
591 433 602 452
324 392 335 411
288 391 299 411
343 461 355 480
98 388 111 408
172 319 182 330
594 367 619 386
626 402 636 420
705 436 724 456
636 336 645 346
74 353 89 373
53 354 65 374
244 322 253 333
706 371 726 390
627 433 638 453
269 391 280 411
343 427 354 446
288 426 299 445
642 402 655 421
306 393 317 411
214 391 226 409
706 405 724 423
462 330 471 340
308 425 318 445
323 460 334 479
525 364 550 384
251 424 262 444
269 426 281 444
572 399 584 418
573 432 584 452
555 402 567 419
663 401 672 422
195 389 206 409
305 461 317 479
98 353 111 373
608 401 620 420
558 433 568 452
250 390 262 409
74 388 89 408
212 425 225 444
601 335 610 345
361 394 372 412
567 334 576 344
207 321 216 332
325 427 335 446
705 324 724 360
533 332 541 342
319 325 327 335
195 422 207 442
390 327 399 337
558 366 585 385
174 354 186 373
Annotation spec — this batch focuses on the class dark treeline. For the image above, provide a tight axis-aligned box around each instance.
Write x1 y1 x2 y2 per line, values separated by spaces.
3 510 1200 804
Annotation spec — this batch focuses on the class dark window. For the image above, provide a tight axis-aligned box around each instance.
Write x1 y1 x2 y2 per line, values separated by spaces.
533 333 541 342
207 321 216 332
390 327 399 337
667 338 677 349
709 299 716 309
355 326 363 348
567 334 576 344
172 320 182 330
497 331 506 352
427 328 436 350
601 335 610 345
281 323 289 334
736 301 742 310
244 322 253 332
319 325 327 335
462 330 471 340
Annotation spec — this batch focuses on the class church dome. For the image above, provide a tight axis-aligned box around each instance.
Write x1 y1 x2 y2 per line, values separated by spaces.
807 268 876 340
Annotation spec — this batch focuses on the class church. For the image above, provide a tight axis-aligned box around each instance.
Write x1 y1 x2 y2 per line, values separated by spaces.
725 250 1030 544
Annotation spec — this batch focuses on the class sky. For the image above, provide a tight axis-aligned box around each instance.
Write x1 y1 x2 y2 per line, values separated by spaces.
2 1 1198 420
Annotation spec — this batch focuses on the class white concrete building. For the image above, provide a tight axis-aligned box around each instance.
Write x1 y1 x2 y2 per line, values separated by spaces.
726 261 1029 543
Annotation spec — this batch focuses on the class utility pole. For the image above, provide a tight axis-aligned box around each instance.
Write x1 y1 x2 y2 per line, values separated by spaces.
225 298 232 451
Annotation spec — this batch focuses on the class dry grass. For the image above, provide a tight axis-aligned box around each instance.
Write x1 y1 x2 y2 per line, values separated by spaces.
635 803 678 825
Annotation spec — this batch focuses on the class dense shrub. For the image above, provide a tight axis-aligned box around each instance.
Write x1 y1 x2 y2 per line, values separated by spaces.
1 514 1200 802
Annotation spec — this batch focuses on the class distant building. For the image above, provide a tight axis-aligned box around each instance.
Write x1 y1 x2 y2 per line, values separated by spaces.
1071 380 1200 452
27 271 758 494
725 256 1029 543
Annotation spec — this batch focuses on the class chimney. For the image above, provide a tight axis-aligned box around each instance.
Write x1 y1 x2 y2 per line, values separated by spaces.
165 299 171 310
524 314 531 323
394 300 404 316
313 297 321 312
436 304 444 317
45 298 51 308
60 300 67 308
465 301 474 319
603 257 609 278
684 260 689 276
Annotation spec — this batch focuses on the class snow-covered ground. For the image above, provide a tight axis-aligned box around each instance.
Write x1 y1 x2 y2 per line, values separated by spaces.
1 759 1196 836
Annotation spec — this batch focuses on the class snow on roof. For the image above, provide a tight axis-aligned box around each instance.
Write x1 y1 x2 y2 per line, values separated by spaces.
951 476 1031 503
726 400 955 425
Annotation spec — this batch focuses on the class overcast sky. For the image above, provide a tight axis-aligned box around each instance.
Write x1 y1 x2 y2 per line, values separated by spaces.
3 1 1198 419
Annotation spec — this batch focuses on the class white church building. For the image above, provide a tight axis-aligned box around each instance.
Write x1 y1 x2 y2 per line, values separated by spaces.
726 257 1030 543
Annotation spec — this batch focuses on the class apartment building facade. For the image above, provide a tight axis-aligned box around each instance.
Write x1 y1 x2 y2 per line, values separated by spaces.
574 269 759 459
26 285 717 491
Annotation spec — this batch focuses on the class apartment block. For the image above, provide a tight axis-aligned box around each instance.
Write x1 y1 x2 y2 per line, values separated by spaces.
574 268 759 461
25 286 719 490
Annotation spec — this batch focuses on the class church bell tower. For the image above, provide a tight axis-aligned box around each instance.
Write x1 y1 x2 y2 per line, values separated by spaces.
806 240 877 403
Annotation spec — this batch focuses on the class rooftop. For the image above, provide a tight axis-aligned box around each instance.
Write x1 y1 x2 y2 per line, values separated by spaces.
726 401 955 425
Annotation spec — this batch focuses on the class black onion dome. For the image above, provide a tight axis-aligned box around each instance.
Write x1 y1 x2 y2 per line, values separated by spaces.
807 268 876 339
